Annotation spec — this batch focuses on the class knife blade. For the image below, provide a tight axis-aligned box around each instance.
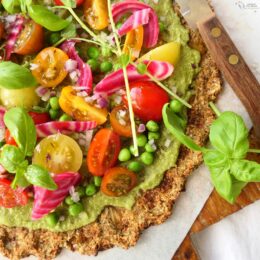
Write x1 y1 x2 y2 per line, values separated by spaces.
175 0 260 140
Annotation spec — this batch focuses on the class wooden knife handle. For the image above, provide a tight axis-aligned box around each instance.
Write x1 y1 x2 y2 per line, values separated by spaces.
197 13 260 139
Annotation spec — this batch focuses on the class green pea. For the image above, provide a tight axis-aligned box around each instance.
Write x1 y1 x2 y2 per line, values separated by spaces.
159 22 165 32
46 212 59 227
93 176 102 187
68 203 84 217
87 59 99 71
76 186 85 198
118 148 131 162
116 22 123 29
140 152 154 165
100 61 113 73
65 196 74 205
137 63 147 75
146 120 159 132
101 46 112 57
137 134 148 147
49 32 61 45
49 97 60 110
87 46 100 59
59 114 72 121
129 145 136 156
170 99 183 113
127 161 143 172
148 132 160 141
85 183 97 196
145 143 157 153
49 109 59 120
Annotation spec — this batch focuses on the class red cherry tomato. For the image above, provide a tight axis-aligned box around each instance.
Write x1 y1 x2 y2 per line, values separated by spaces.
54 0 84 6
28 111 50 125
123 81 169 122
87 128 121 176
0 179 28 208
5 129 17 146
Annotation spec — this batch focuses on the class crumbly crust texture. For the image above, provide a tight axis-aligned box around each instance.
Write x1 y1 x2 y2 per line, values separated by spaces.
0 22 222 260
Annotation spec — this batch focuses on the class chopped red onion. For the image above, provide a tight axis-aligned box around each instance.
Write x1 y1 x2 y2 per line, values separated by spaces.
138 124 146 133
65 59 78 72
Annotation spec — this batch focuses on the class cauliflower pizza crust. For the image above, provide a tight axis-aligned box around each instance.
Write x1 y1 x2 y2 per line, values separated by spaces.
0 7 222 260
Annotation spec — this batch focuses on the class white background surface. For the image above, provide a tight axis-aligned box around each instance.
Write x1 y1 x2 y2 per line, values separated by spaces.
1 0 259 259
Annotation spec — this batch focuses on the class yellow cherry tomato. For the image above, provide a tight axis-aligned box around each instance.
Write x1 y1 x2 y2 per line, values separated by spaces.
31 47 69 88
33 134 83 174
139 42 181 66
83 0 109 30
59 86 108 125
123 26 144 61
0 87 40 109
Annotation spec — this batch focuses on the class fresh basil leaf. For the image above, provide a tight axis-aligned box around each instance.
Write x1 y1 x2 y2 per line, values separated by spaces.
28 5 70 31
1 0 21 14
231 159 260 182
163 104 203 152
209 111 249 159
11 162 30 189
4 107 37 156
0 62 37 89
0 145 25 173
203 150 228 167
61 0 77 8
229 176 247 203
25 164 57 190
61 22 77 38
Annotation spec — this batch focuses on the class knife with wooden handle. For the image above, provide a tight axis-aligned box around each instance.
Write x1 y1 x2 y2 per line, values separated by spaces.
175 0 260 139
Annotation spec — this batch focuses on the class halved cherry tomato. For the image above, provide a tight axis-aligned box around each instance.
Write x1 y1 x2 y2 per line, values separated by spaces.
32 47 69 88
87 129 121 176
101 167 137 197
59 86 108 125
123 81 169 122
0 22 5 40
55 0 84 6
0 179 28 208
28 111 50 125
83 0 109 30
5 129 17 146
14 20 43 55
110 105 132 137
123 26 144 61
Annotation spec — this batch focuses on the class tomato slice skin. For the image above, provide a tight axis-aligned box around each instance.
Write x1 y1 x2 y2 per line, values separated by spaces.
5 129 17 146
87 129 121 176
110 105 132 137
101 167 137 197
28 111 50 125
123 81 169 122
14 20 44 55
0 179 28 208
55 0 84 6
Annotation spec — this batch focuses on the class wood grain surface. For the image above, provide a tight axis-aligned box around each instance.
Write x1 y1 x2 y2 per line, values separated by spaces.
172 130 260 259
197 14 260 139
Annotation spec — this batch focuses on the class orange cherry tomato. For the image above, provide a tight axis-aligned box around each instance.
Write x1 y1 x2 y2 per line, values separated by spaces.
110 105 132 137
101 167 137 197
32 47 69 88
123 26 144 61
0 179 28 208
59 86 108 125
14 20 44 55
0 22 4 40
5 129 17 146
83 0 109 30
87 129 121 176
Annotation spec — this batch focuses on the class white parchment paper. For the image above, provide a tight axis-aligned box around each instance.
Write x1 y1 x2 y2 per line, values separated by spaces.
1 0 259 259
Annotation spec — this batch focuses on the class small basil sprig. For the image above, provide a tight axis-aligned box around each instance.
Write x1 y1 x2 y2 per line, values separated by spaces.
0 108 57 190
163 103 260 203
4 107 36 156
0 62 37 89
1 0 21 14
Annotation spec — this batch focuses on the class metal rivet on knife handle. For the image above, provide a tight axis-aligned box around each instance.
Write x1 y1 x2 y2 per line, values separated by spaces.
211 27 222 38
228 54 239 65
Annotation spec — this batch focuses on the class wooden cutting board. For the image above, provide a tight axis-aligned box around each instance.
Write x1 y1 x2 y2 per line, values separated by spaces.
172 130 260 259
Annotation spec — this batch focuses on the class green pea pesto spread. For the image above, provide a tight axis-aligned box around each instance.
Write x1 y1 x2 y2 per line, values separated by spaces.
0 0 200 231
